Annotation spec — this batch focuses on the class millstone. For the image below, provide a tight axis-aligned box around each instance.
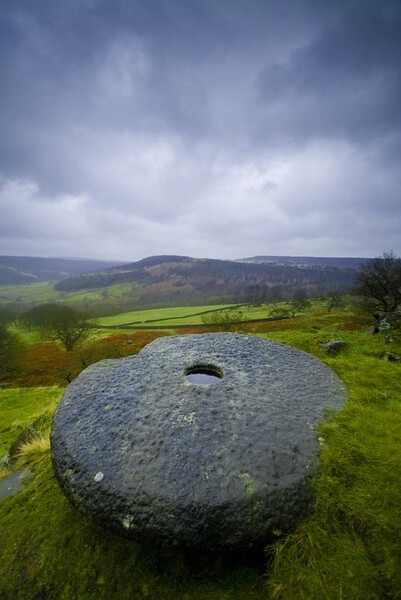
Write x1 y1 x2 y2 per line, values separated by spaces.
50 333 347 549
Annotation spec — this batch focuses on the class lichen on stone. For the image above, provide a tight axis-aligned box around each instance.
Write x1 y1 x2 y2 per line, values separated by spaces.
51 333 347 549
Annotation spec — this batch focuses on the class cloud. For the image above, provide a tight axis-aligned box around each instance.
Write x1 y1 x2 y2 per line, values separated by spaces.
257 0 401 147
0 0 400 259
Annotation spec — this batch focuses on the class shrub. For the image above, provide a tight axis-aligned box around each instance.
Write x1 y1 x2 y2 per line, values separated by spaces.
0 324 25 379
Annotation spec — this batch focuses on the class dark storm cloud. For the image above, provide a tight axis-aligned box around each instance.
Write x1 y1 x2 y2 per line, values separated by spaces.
0 0 400 259
257 0 401 145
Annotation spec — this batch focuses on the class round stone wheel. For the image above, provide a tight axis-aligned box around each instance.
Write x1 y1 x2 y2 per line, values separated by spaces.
51 333 347 549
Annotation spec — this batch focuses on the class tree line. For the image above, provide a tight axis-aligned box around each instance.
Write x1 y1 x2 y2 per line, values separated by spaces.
1 252 400 381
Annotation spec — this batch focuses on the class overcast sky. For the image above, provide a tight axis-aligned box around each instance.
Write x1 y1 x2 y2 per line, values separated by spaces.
0 0 400 261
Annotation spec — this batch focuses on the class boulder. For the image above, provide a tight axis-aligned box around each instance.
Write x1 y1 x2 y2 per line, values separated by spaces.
0 469 31 500
320 339 348 355
382 352 400 362
51 333 347 549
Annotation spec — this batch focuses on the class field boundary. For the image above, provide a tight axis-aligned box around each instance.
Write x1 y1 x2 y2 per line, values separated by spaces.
95 316 286 330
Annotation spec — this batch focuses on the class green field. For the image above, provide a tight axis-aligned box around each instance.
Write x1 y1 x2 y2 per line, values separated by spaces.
0 281 61 303
1 308 400 598
0 281 132 305
93 300 327 328
94 303 243 326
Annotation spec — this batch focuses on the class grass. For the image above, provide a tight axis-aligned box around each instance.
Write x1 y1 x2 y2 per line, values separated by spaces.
0 281 60 303
0 281 133 305
267 387 401 598
0 387 62 456
255 319 401 598
15 431 51 469
0 309 400 598
93 299 332 328
0 430 265 598
93 303 241 327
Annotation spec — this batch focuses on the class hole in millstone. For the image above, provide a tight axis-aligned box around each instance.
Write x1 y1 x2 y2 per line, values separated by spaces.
185 364 224 385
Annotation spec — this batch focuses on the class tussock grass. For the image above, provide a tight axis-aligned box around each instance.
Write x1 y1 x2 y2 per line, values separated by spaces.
0 466 10 480
15 431 51 468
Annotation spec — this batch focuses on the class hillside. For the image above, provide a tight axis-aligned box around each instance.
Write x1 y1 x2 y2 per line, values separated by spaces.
54 255 358 306
0 256 125 285
240 255 368 270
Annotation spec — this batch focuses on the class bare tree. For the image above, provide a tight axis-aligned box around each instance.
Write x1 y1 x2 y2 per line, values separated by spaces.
357 252 401 342
326 291 345 313
357 251 401 329
201 309 243 331
289 289 310 317
21 304 93 351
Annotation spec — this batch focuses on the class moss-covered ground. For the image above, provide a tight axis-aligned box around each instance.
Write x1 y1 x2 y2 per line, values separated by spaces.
1 309 401 598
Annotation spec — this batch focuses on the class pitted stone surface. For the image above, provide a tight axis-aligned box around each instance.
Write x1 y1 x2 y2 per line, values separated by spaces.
51 333 347 549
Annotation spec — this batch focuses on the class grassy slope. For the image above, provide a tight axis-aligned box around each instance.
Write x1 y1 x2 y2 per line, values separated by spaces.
0 281 132 305
0 311 400 598
0 387 61 455
254 319 401 599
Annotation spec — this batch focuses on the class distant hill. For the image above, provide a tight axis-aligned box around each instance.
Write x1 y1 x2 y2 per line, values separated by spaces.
0 255 125 285
54 254 358 306
240 255 368 270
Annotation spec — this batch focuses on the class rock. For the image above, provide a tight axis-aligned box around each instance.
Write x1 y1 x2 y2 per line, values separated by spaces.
320 339 348 355
0 469 31 500
373 313 401 334
382 352 400 362
51 333 347 550
0 451 11 469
